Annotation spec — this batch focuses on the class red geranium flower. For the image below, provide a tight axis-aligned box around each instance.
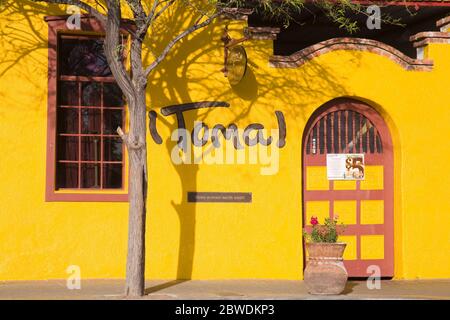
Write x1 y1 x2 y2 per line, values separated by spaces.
310 216 319 226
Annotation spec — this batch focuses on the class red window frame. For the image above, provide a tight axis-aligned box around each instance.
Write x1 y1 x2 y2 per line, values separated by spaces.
45 15 129 202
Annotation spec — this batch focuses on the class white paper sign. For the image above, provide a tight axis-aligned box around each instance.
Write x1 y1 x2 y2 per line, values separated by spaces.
327 154 365 180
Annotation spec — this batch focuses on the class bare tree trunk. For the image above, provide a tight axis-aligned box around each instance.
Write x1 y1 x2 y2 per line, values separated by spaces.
124 89 148 297
101 0 148 297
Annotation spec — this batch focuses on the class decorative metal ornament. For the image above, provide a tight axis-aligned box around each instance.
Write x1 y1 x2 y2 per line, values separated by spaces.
221 25 248 85
226 45 247 85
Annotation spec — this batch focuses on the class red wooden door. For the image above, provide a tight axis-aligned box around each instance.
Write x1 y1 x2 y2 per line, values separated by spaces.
303 98 394 277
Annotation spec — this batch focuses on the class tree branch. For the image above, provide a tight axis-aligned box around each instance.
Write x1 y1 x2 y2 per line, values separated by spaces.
144 12 220 77
125 0 147 27
32 0 106 25
103 0 134 99
151 0 175 24
117 126 145 150
136 0 169 39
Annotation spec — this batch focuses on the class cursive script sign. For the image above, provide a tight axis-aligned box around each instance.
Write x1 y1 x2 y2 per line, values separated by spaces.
148 101 286 152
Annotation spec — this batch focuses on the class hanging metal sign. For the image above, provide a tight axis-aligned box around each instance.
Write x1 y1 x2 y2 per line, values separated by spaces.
226 45 247 85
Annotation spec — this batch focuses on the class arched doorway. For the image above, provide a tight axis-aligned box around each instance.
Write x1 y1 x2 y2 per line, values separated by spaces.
302 98 394 277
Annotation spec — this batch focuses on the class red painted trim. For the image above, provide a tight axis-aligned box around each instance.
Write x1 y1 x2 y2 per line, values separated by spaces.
410 31 450 47
46 192 128 202
304 190 385 201
437 15 450 27
305 153 385 165
45 16 129 202
305 224 387 235
270 38 434 71
302 98 394 277
344 260 391 277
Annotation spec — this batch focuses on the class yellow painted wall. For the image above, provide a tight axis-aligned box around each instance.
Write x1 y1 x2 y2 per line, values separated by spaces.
0 1 449 281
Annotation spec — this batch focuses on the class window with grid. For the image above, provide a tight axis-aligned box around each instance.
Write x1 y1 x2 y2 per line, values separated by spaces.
56 34 125 190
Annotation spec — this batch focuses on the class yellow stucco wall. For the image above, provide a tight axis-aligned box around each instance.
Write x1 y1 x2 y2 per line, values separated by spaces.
0 2 449 281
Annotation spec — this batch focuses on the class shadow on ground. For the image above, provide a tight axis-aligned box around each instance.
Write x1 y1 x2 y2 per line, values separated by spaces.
145 280 188 295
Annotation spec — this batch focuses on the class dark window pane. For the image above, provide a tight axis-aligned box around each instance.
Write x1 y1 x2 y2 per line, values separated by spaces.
355 113 361 153
369 126 375 153
81 82 101 106
333 112 339 153
57 136 78 160
103 164 122 188
340 111 346 152
59 81 79 105
59 38 78 75
311 125 317 154
319 118 324 154
104 83 124 107
56 163 78 188
347 111 354 153
326 114 332 153
81 164 101 188
376 134 383 153
81 108 101 134
361 118 368 153
81 137 101 161
103 138 123 161
103 109 123 134
306 134 310 154
57 108 78 133
59 38 111 76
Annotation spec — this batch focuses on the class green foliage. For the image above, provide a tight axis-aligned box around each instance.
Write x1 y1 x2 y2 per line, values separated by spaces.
303 217 346 243
215 0 307 27
213 0 407 33
214 0 363 30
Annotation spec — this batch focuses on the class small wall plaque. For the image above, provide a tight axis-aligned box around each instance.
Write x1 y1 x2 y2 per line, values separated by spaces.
188 192 252 203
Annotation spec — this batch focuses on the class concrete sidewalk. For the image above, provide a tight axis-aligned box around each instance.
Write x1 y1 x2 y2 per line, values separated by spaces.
0 279 449 300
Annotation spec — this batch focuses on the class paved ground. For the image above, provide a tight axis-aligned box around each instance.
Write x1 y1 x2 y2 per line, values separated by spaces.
0 279 448 300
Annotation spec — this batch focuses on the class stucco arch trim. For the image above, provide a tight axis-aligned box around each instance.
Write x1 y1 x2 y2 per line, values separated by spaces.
269 37 434 71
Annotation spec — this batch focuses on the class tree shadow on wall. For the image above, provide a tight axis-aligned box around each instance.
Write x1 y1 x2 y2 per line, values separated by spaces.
144 2 358 293
0 0 366 294
0 0 65 116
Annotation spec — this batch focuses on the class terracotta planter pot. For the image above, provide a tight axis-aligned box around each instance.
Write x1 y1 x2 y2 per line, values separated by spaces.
304 242 348 295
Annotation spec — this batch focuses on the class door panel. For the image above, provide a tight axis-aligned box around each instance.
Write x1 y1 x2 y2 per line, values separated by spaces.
303 98 394 277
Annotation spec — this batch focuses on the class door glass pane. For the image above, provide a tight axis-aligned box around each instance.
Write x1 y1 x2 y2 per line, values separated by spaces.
59 38 111 77
81 82 101 106
81 164 101 188
56 163 78 188
81 108 101 134
59 81 79 106
81 137 101 161
103 164 122 188
103 109 122 134
103 138 122 161
57 136 79 160
57 108 78 133
104 83 124 107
